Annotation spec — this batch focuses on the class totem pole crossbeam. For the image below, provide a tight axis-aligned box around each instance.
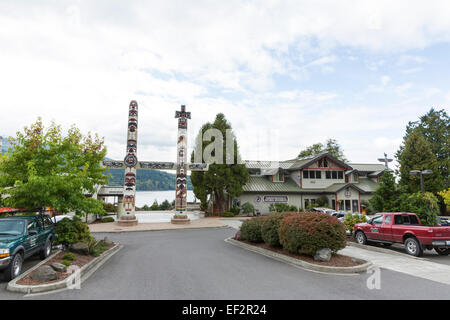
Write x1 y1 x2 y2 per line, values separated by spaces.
104 103 206 226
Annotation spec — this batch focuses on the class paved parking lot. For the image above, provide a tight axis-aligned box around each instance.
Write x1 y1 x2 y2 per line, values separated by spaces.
1 227 449 300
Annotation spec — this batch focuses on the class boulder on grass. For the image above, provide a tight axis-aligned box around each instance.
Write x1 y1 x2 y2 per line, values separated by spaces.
30 265 57 282
51 262 67 273
70 242 89 255
103 237 113 245
314 248 332 262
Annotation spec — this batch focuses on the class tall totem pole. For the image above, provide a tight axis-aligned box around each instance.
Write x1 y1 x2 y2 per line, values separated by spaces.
171 105 191 225
117 100 139 226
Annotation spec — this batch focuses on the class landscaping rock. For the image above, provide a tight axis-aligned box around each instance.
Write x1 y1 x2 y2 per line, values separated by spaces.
103 237 113 245
51 262 67 273
233 231 242 241
70 242 89 255
314 248 332 262
30 266 57 282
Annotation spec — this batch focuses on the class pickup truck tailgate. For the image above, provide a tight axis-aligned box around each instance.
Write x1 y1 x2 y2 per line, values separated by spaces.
431 226 450 246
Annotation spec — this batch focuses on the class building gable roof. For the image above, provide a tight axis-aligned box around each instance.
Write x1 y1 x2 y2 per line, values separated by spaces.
286 152 352 171
348 163 386 173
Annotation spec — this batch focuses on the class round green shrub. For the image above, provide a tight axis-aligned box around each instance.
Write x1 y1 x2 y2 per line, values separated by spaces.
102 217 115 223
55 216 93 246
239 216 267 242
261 212 295 246
278 211 346 256
63 252 76 261
221 211 236 217
61 260 71 267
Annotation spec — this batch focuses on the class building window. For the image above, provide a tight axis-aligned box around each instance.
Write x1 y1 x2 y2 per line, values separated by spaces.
273 171 284 182
345 200 351 211
326 171 331 179
310 171 315 179
318 159 323 167
332 171 337 179
323 158 328 167
338 171 343 179
303 170 309 179
316 171 321 179
304 199 309 208
352 200 359 213
332 199 336 210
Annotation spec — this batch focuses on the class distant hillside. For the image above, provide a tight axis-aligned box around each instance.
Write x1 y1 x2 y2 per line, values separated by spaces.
105 168 193 191
0 145 186 191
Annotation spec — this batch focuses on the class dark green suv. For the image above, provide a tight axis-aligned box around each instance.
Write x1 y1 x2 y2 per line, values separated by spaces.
0 214 55 281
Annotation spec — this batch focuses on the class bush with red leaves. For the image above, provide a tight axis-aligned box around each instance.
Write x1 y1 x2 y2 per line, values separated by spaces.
278 211 346 256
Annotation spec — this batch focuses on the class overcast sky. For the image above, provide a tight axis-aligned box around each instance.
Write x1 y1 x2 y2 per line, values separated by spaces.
1 1 450 168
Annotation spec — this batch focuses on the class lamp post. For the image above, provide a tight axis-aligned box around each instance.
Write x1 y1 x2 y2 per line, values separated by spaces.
409 170 433 193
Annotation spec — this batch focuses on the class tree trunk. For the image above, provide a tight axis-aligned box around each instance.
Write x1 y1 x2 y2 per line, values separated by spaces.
214 191 225 216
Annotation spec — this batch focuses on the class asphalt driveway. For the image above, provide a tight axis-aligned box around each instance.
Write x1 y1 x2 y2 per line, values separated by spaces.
1 227 450 299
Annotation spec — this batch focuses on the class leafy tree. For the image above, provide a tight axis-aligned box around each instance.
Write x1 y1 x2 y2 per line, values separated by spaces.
298 138 347 161
344 213 367 234
0 119 107 216
438 189 450 208
190 113 249 216
401 192 440 226
397 128 443 194
369 171 402 212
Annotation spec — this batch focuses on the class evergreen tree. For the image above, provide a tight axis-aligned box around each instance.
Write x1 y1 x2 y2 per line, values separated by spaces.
190 113 249 216
160 199 172 210
298 138 347 161
150 200 159 211
397 128 443 194
369 171 401 212
398 108 449 189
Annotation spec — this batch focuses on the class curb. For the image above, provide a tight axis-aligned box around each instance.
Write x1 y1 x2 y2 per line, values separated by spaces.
7 244 122 294
346 241 425 260
225 238 373 274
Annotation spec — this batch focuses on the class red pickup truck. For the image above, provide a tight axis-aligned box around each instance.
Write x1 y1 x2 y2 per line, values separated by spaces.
353 212 450 257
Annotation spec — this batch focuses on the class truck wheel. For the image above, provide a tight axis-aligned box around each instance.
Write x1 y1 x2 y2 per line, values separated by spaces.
4 253 23 281
405 237 423 257
434 248 450 256
355 231 367 245
40 239 52 260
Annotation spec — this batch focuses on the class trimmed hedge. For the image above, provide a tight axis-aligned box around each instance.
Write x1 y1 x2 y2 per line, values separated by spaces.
240 216 267 242
278 211 346 256
221 211 236 217
261 212 296 246
102 217 115 223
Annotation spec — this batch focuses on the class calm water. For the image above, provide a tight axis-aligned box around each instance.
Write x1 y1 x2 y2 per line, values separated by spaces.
105 190 196 207
135 190 197 207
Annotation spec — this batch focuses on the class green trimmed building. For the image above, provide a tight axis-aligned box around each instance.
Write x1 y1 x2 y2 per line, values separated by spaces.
235 152 386 214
